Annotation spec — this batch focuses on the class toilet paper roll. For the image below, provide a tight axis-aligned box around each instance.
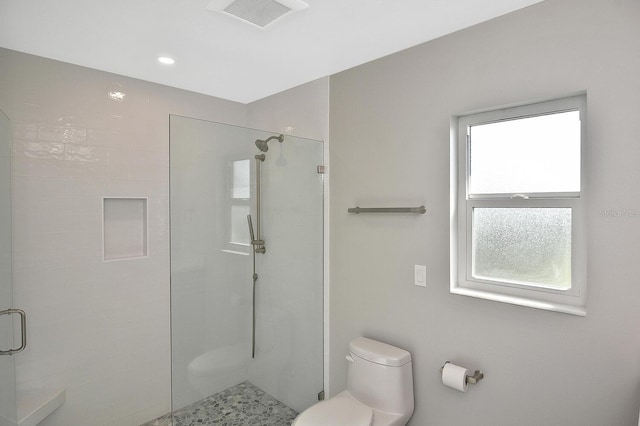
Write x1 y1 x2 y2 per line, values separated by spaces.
441 362 469 392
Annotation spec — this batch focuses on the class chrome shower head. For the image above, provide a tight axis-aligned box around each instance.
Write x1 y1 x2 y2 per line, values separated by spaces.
255 139 269 152
255 134 284 152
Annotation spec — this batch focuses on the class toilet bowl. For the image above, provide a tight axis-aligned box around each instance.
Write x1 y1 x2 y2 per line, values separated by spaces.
293 337 414 426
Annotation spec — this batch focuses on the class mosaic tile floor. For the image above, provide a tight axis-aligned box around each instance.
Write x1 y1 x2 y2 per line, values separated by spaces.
141 381 298 426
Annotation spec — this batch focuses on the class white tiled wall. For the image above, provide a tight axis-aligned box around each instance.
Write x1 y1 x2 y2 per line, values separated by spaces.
0 48 330 426
0 48 246 426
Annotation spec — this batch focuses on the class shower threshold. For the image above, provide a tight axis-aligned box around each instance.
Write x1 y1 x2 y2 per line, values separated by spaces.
141 381 298 426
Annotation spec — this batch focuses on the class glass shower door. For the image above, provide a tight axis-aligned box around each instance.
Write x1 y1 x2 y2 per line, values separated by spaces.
0 109 17 426
169 117 323 424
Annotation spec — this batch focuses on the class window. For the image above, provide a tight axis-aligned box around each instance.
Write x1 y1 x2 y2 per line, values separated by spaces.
451 95 587 315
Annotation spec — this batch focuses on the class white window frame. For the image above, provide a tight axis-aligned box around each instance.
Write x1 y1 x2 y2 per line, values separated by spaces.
450 94 587 316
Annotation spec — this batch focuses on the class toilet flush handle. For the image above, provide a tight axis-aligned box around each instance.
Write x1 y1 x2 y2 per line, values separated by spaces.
346 354 355 363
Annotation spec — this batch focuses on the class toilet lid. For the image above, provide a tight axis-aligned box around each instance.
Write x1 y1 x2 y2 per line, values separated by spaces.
295 397 373 426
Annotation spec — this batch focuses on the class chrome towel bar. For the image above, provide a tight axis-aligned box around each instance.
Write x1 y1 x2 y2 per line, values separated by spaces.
348 206 426 214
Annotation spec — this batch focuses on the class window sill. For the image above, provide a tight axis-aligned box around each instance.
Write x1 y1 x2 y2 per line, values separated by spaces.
450 286 586 316
221 249 250 256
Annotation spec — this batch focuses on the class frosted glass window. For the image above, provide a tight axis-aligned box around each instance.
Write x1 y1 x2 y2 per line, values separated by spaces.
469 111 581 195
472 208 572 289
232 159 250 199
229 158 250 249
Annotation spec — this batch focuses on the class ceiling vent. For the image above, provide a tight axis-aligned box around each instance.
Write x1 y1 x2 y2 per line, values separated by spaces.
207 0 309 29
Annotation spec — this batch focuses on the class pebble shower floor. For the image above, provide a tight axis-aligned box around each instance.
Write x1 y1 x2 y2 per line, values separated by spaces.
141 381 298 426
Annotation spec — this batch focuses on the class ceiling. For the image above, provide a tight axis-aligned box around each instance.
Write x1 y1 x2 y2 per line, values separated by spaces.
0 0 543 104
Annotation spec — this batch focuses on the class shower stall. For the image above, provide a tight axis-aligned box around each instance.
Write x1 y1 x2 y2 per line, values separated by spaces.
166 116 324 424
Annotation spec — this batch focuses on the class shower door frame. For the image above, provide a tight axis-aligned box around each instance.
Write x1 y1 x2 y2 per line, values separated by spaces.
0 108 20 426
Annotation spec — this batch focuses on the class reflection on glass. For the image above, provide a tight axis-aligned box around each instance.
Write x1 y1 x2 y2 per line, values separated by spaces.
232 159 250 199
230 205 250 245
169 116 324 421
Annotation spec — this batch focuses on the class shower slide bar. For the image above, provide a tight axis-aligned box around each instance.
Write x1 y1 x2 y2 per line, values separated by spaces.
251 154 266 254
245 135 284 359
246 151 268 359
348 206 426 214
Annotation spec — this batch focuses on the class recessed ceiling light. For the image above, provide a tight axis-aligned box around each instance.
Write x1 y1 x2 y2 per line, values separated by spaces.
158 56 175 65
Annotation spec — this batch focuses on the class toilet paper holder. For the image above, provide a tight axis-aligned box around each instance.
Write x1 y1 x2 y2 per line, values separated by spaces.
441 361 484 385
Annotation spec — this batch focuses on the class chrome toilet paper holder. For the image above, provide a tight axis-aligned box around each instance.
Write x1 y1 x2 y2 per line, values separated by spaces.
441 361 484 385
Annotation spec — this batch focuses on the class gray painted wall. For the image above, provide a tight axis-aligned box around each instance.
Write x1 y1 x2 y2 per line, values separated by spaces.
329 0 640 425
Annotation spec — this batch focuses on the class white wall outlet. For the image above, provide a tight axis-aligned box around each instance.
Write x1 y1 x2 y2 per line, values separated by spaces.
414 264 427 287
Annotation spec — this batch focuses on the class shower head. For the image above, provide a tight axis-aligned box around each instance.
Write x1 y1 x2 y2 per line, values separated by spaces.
255 134 284 152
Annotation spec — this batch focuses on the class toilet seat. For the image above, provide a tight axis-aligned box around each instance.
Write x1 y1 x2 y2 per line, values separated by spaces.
293 394 373 426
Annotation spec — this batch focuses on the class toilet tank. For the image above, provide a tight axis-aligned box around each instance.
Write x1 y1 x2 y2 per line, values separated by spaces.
346 337 414 417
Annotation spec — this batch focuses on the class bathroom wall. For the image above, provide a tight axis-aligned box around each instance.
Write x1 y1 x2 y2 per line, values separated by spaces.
0 48 246 426
329 0 640 425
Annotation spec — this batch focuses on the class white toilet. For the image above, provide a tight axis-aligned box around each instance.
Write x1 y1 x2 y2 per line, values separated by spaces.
293 337 414 426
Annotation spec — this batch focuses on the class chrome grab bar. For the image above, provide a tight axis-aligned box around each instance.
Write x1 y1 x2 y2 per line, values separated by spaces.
0 308 27 355
348 205 426 214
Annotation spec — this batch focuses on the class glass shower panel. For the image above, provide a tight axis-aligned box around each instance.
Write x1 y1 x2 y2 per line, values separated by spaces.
248 129 324 412
0 108 17 426
169 116 323 423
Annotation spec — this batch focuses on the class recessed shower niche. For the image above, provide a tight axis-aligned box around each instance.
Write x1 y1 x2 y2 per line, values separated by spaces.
102 197 148 261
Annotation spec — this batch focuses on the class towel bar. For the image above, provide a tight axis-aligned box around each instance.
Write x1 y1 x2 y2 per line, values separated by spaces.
347 206 426 214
